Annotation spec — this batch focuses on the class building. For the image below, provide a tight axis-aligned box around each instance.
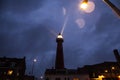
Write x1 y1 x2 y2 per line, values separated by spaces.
81 61 120 80
0 57 26 80
24 75 35 80
44 33 120 80
83 49 120 80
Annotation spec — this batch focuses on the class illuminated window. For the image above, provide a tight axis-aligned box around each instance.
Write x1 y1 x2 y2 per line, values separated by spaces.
8 70 13 75
73 78 79 80
112 67 115 70
105 70 108 72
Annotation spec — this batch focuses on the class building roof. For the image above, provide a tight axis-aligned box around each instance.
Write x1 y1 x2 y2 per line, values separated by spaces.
79 61 120 74
45 61 120 76
0 57 26 68
82 61 119 69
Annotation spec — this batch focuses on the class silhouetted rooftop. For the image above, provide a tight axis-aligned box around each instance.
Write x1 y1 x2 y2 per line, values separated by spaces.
0 57 26 68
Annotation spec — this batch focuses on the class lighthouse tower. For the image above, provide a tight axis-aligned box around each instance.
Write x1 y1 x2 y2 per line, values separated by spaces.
55 33 64 69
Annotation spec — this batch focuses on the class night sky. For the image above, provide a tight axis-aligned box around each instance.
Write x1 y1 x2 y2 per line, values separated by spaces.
0 0 120 78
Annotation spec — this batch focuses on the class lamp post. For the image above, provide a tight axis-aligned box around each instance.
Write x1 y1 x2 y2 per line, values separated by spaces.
80 0 120 18
103 0 120 18
31 59 37 75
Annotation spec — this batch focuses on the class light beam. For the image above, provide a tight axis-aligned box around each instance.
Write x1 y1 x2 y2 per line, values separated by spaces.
61 15 69 35
61 7 69 35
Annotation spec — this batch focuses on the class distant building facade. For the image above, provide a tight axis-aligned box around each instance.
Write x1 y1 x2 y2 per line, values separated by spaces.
0 57 26 80
44 33 120 80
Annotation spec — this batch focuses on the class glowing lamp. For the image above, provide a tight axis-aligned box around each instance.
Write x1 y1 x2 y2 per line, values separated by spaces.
105 70 108 72
57 34 63 39
40 76 43 79
80 2 88 10
34 59 37 62
118 75 120 78
99 75 105 78
80 0 88 10
8 70 13 75
112 66 115 70
79 0 95 13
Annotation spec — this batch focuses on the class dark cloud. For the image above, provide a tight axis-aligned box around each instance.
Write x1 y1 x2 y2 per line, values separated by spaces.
87 12 120 64
0 24 54 54
0 0 44 14
63 11 120 69
95 13 119 33
0 0 120 78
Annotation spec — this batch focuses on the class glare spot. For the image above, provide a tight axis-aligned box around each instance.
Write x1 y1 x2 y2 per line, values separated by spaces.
8 70 13 75
80 2 88 10
40 76 43 79
79 1 95 13
57 34 63 39
76 18 85 29
33 59 37 62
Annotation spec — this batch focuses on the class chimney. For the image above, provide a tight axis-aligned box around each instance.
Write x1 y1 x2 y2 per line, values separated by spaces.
55 33 64 69
113 49 120 62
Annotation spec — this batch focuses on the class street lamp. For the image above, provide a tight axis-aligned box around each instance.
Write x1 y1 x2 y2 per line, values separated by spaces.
80 0 88 10
31 59 37 75
79 0 95 13
80 0 120 17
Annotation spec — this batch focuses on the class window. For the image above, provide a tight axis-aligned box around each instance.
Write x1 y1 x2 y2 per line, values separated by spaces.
105 70 108 72
112 67 115 70
7 70 13 75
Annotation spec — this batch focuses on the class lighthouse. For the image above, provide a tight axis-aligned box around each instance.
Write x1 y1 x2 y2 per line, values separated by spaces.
55 33 65 69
